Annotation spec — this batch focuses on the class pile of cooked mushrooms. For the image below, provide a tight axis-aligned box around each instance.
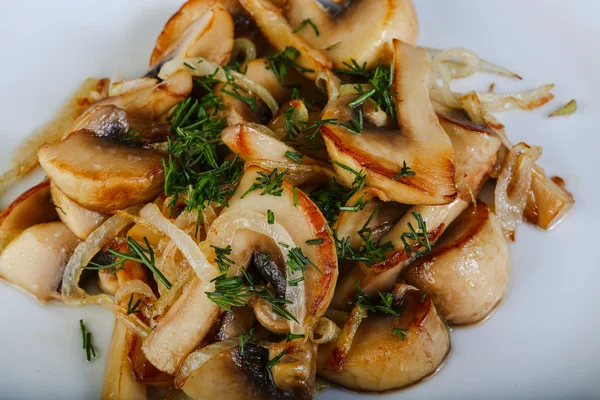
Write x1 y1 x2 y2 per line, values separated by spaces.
0 0 574 398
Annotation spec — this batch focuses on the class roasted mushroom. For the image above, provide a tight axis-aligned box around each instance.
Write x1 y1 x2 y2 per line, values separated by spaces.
331 197 468 309
321 40 457 205
404 203 510 325
50 183 107 241
38 129 165 213
177 338 317 399
0 221 79 302
149 0 248 67
147 4 235 77
317 284 449 391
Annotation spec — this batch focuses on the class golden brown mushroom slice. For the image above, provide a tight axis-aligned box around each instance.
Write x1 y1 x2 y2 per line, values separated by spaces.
0 221 79 302
239 0 332 80
0 180 56 232
404 203 510 325
221 165 338 330
147 4 235 76
321 40 457 205
150 0 247 66
317 284 449 391
177 339 317 399
102 321 147 400
524 168 574 230
438 112 502 201
331 197 468 310
38 129 165 213
283 0 419 69
94 70 192 119
50 183 107 241
221 123 332 185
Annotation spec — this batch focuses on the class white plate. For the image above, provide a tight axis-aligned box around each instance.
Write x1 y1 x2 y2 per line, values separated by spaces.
1 1 599 399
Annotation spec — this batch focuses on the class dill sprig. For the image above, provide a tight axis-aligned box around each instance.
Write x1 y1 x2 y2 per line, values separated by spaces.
266 46 315 83
353 281 400 316
79 320 97 362
126 294 142 315
211 245 235 273
241 168 288 198
293 19 319 36
238 328 254 355
100 237 172 290
400 211 432 258
340 108 364 134
163 96 244 216
267 350 286 369
284 150 304 165
392 328 408 341
394 161 416 180
334 205 394 266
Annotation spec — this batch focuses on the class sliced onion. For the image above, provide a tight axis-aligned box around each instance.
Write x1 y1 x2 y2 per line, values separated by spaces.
232 38 257 64
495 142 542 239
139 203 217 283
207 209 306 334
174 338 239 389
113 209 166 239
338 83 372 97
310 317 341 344
109 77 157 97
424 46 522 80
150 269 195 328
115 279 156 306
61 210 138 306
322 304 368 373
315 70 341 102
469 84 555 112
158 57 278 116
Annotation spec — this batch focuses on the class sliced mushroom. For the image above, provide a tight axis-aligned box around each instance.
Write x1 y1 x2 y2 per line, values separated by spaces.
282 0 419 69
94 70 192 119
38 129 165 213
524 167 575 230
221 123 332 184
214 306 256 340
403 203 509 325
0 221 79 302
438 112 502 201
0 180 56 232
109 77 158 97
239 0 332 80
101 320 147 400
150 0 248 67
217 165 338 331
331 197 468 310
147 4 235 76
50 183 107 241
142 276 221 374
178 340 316 399
321 40 457 205
317 284 449 391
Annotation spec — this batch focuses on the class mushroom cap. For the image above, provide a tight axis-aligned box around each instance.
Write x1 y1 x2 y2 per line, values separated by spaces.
148 3 235 75
284 0 419 69
50 183 107 240
403 203 510 325
0 221 79 302
317 284 449 391
225 165 338 326
321 40 456 205
38 130 165 213
150 0 247 66
0 180 56 231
